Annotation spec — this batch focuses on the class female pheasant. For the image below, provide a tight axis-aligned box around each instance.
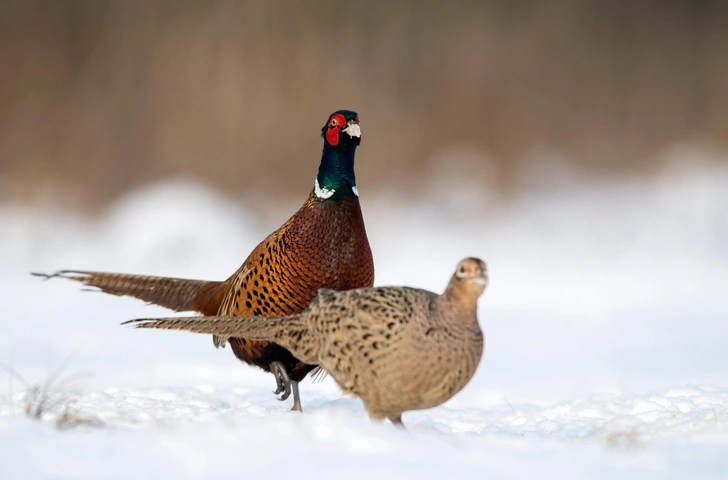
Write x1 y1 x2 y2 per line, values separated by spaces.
125 258 488 428
34 110 375 411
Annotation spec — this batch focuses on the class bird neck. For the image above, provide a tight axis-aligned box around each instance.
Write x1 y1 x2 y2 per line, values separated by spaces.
439 281 480 327
315 143 358 200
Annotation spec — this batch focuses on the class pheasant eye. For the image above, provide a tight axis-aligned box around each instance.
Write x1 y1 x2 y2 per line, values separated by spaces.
330 118 337 127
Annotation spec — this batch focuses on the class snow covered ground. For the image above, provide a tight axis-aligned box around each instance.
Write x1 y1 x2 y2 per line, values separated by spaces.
1 154 727 478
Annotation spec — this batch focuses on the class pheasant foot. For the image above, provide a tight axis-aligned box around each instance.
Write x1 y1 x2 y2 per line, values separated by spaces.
270 361 292 401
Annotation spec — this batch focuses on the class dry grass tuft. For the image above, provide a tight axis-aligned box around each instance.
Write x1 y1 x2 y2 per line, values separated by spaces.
1 354 104 430
56 409 105 430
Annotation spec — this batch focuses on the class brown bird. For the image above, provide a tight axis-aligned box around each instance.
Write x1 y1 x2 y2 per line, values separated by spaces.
124 257 487 427
33 110 375 411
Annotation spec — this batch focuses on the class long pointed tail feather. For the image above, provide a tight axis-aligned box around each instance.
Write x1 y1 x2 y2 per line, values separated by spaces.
32 270 226 315
123 315 318 364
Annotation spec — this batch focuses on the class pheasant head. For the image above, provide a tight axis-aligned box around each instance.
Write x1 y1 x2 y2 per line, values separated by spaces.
442 257 488 315
315 110 361 200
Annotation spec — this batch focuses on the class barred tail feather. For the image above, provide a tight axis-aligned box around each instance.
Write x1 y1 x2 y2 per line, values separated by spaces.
123 315 318 364
32 270 225 315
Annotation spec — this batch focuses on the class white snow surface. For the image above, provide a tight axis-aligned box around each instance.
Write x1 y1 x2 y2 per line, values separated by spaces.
1 155 727 478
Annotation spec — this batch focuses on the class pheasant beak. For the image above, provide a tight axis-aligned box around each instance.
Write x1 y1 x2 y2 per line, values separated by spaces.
472 274 488 286
343 119 361 138
472 267 488 286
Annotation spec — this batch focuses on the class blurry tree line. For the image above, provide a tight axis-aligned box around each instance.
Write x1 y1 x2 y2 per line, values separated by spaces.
1 0 727 207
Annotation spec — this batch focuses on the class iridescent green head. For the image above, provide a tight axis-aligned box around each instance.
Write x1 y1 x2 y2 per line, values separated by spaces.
315 110 361 200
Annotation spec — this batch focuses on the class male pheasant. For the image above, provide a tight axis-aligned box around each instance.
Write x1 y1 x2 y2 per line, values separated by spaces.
125 258 488 428
34 110 374 411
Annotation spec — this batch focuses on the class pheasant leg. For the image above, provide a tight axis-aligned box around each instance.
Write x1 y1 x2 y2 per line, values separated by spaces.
271 364 285 395
290 381 302 412
389 415 406 430
270 361 292 401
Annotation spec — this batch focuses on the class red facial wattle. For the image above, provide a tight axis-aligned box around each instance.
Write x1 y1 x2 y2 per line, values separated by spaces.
326 127 339 146
325 113 347 146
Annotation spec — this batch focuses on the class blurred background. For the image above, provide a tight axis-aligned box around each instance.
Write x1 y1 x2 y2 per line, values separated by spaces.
1 0 727 403
1 0 728 207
